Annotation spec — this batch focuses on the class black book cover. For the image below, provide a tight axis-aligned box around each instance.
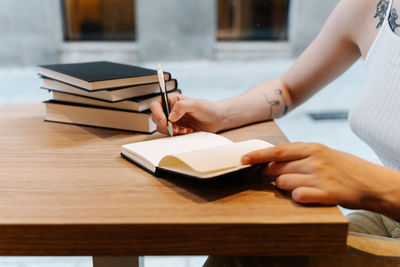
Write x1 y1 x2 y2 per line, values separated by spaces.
120 152 263 179
39 75 177 93
43 87 181 103
39 61 161 82
45 120 156 135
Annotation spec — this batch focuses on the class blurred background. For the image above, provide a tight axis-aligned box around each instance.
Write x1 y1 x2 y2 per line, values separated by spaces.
0 0 380 266
1 0 337 65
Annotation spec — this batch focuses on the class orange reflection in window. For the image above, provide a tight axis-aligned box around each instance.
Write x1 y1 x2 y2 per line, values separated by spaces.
218 0 289 41
63 0 136 41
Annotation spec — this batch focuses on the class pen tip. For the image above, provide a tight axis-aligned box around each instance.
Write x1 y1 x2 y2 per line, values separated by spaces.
168 122 173 137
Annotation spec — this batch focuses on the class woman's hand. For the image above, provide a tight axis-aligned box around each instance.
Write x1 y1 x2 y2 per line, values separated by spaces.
150 93 224 135
242 142 400 220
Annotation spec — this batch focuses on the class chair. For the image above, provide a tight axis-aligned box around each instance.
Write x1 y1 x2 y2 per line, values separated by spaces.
307 232 400 267
203 232 400 266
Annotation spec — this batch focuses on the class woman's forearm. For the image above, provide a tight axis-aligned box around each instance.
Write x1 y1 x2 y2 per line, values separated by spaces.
364 166 400 222
216 78 292 132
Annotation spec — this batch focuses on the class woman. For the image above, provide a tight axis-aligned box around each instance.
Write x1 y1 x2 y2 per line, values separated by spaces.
151 0 400 262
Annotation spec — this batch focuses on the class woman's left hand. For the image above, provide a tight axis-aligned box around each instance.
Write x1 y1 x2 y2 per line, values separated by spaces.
242 142 400 218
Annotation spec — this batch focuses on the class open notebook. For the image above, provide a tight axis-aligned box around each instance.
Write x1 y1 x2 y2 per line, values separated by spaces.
121 132 274 179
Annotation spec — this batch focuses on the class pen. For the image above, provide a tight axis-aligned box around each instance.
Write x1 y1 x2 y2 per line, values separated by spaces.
157 64 174 136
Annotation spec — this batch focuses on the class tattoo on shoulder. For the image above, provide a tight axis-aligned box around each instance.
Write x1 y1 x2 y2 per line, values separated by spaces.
374 0 390 29
389 8 400 32
262 89 288 119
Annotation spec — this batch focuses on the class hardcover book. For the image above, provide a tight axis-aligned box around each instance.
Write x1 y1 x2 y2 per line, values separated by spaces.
121 132 274 179
39 61 171 91
51 89 181 112
44 100 156 133
41 77 177 102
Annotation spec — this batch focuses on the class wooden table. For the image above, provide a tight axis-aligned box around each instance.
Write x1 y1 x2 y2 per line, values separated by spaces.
0 104 348 266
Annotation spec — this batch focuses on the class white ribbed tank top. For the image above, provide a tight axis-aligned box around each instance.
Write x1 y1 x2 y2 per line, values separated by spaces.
349 0 400 170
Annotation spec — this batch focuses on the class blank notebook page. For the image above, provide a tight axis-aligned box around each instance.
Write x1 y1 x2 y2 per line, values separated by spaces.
159 139 274 173
122 132 233 167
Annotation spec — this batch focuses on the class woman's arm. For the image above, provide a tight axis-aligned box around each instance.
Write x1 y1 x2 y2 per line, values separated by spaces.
216 0 363 132
151 0 368 135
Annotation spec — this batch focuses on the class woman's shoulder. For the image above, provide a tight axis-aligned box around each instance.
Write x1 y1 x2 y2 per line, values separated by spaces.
337 0 390 58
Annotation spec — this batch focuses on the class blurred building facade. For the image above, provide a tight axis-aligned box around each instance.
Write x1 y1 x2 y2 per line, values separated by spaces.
0 0 338 66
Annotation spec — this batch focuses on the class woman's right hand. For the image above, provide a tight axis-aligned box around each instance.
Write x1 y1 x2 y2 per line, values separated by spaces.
150 93 223 135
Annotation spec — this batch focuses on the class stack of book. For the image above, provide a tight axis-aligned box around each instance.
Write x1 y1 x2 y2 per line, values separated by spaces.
39 61 179 133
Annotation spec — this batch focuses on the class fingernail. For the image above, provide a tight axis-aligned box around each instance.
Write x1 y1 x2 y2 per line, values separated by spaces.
159 119 165 126
242 156 251 164
169 112 177 122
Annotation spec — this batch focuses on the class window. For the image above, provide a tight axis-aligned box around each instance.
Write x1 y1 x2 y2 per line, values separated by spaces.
218 0 289 41
63 0 136 41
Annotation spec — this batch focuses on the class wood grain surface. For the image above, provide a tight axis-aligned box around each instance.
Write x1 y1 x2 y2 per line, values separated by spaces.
0 104 348 256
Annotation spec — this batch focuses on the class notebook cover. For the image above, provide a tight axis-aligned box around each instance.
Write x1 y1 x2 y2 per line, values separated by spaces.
156 165 256 180
121 152 264 179
120 152 159 176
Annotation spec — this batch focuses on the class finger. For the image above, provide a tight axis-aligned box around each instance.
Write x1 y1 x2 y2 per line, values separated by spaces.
292 187 337 205
167 93 186 107
156 124 170 135
151 93 186 124
262 159 310 176
150 100 167 127
172 125 189 135
242 145 308 165
169 98 201 122
277 141 289 146
275 174 315 190
242 142 323 165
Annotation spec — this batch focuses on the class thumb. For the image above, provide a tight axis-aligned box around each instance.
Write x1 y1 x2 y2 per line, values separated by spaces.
168 99 200 122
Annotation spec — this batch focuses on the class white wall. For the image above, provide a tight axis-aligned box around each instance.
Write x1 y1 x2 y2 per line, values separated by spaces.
0 0 62 66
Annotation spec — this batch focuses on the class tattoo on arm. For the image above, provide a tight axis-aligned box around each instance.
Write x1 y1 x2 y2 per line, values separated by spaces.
276 89 289 115
262 89 288 119
389 8 400 32
374 0 389 29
